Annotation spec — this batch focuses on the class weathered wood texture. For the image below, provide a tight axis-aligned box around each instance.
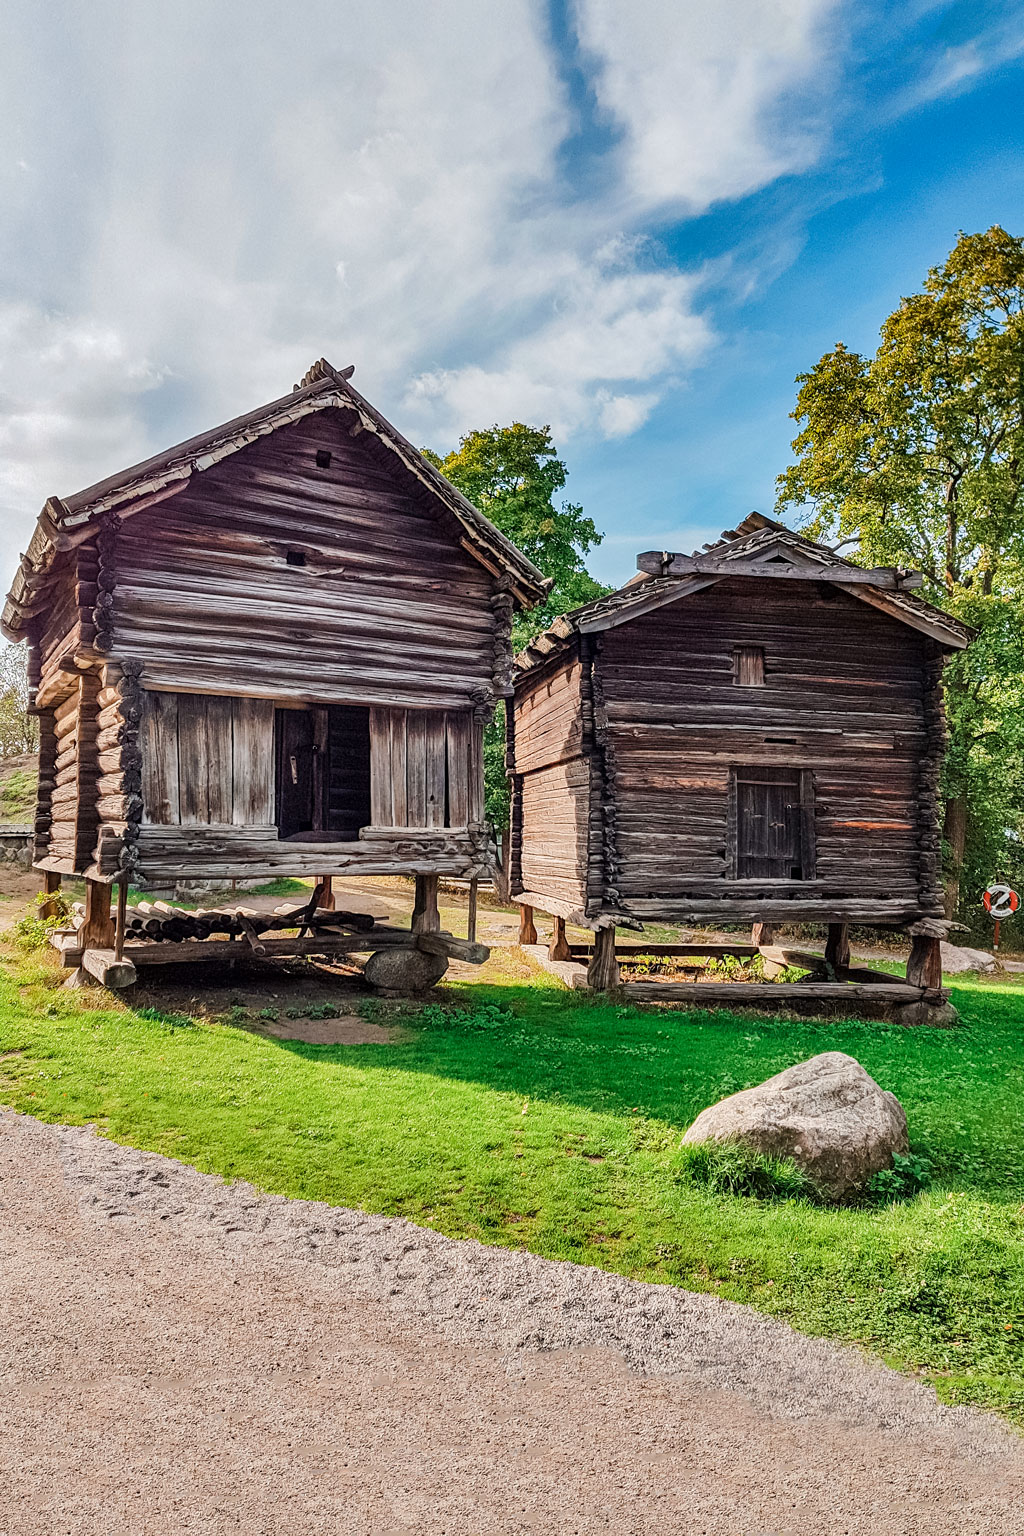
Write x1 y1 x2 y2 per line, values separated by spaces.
140 691 275 827
511 658 589 908
369 707 480 829
511 577 949 927
109 416 501 711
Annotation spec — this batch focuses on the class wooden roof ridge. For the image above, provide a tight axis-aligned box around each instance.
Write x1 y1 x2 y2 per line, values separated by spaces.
2 358 551 639
514 518 971 677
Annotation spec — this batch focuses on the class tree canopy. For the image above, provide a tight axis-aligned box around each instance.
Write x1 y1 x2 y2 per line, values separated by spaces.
776 226 1024 918
427 422 609 834
425 422 608 648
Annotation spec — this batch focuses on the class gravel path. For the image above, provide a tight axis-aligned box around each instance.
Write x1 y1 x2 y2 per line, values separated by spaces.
2 1110 1022 1535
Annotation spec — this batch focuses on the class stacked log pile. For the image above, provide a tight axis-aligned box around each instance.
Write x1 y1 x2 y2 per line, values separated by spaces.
71 899 377 945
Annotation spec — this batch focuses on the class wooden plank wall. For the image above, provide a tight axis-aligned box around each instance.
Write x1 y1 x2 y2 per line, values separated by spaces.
369 707 482 828
111 415 499 710
511 657 589 908
140 691 275 828
596 578 937 922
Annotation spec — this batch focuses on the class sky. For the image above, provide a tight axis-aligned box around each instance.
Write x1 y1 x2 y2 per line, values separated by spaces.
2 0 1024 590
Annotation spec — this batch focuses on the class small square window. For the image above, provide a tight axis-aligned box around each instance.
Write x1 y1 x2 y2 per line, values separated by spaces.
315 449 332 468
733 645 765 686
286 549 306 567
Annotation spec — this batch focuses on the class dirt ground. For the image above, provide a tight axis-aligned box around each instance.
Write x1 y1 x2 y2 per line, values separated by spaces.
3 1108 1024 1536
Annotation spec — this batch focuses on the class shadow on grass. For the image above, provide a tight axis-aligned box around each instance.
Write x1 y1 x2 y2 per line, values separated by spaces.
244 975 1024 1198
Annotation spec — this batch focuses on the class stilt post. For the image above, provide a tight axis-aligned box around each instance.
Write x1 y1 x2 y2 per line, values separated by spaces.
751 921 774 947
906 933 943 990
467 877 478 942
588 924 619 991
317 875 336 911
40 870 62 921
825 923 850 976
518 903 537 946
548 914 572 962
80 878 116 950
115 878 128 962
412 873 441 934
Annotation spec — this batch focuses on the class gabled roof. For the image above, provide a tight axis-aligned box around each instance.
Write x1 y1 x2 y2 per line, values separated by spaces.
515 512 971 675
3 358 551 638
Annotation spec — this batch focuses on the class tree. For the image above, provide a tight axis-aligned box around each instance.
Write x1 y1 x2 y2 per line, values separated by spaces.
0 642 37 758
427 423 610 838
776 226 1024 920
425 423 608 650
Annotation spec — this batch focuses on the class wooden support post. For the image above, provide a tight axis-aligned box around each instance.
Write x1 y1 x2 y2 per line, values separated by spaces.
825 923 850 975
40 870 62 921
412 873 441 934
318 875 336 911
906 933 943 990
115 879 128 962
518 903 537 946
548 914 572 962
467 877 478 943
588 925 619 991
751 921 774 947
80 878 116 949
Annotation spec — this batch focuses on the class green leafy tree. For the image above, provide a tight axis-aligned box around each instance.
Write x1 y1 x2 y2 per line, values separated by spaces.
776 226 1024 921
0 642 37 759
427 423 609 837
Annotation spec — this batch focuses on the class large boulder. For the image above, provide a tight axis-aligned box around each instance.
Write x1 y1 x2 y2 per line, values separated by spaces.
940 942 996 974
362 946 448 996
682 1051 908 1201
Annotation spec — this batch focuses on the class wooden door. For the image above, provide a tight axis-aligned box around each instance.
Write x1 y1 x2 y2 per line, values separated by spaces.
734 768 811 879
275 708 325 838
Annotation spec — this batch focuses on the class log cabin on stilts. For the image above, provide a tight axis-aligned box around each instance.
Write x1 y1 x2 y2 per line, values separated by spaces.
507 514 972 1024
3 359 549 991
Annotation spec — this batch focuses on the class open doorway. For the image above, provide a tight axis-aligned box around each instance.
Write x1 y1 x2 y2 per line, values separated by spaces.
274 705 371 840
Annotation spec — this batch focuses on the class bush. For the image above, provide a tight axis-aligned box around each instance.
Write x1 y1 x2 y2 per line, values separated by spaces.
867 1152 933 1204
674 1139 817 1201
13 890 74 950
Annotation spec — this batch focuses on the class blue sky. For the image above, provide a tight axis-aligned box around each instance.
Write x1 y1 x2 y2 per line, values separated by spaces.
1 0 1023 590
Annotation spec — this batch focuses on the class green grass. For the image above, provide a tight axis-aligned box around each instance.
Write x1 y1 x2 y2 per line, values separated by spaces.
0 765 37 821
1 942 1023 1423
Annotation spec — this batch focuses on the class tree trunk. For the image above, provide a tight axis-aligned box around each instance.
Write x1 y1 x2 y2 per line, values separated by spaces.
943 795 967 919
493 827 511 904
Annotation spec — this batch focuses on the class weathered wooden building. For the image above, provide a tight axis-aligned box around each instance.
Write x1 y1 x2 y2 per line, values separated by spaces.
508 514 971 1015
3 358 548 985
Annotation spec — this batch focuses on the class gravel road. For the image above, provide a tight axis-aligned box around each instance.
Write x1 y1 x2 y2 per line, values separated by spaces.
2 1108 1022 1535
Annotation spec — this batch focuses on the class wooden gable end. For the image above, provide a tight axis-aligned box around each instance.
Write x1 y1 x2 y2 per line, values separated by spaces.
108 411 500 711
594 577 945 921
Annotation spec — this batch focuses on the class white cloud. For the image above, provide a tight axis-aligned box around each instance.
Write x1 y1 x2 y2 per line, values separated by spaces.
573 0 836 213
0 0 845 580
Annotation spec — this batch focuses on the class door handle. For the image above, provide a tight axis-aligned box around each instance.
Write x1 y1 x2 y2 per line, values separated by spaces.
290 754 299 785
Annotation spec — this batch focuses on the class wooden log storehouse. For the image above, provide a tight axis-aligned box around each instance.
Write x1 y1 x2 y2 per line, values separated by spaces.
3 359 549 987
508 514 972 1019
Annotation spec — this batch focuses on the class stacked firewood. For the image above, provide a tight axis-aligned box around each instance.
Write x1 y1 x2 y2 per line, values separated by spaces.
70 900 377 945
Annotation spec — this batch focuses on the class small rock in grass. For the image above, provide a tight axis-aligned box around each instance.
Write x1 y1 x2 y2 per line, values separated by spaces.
682 1050 908 1202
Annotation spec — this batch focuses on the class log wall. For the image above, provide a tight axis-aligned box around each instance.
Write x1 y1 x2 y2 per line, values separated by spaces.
512 657 589 908
511 578 946 926
109 415 501 711
598 579 939 923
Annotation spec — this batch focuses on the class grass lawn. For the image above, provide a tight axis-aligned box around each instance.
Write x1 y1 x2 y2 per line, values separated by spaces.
1 933 1023 1424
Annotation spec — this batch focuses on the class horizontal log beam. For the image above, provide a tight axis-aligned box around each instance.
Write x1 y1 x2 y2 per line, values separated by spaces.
568 942 760 959
620 981 924 1004
415 930 490 965
634 552 923 588
81 948 138 989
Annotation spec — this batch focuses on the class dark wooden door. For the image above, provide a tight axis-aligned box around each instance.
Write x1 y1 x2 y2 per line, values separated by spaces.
275 708 324 838
735 768 806 879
